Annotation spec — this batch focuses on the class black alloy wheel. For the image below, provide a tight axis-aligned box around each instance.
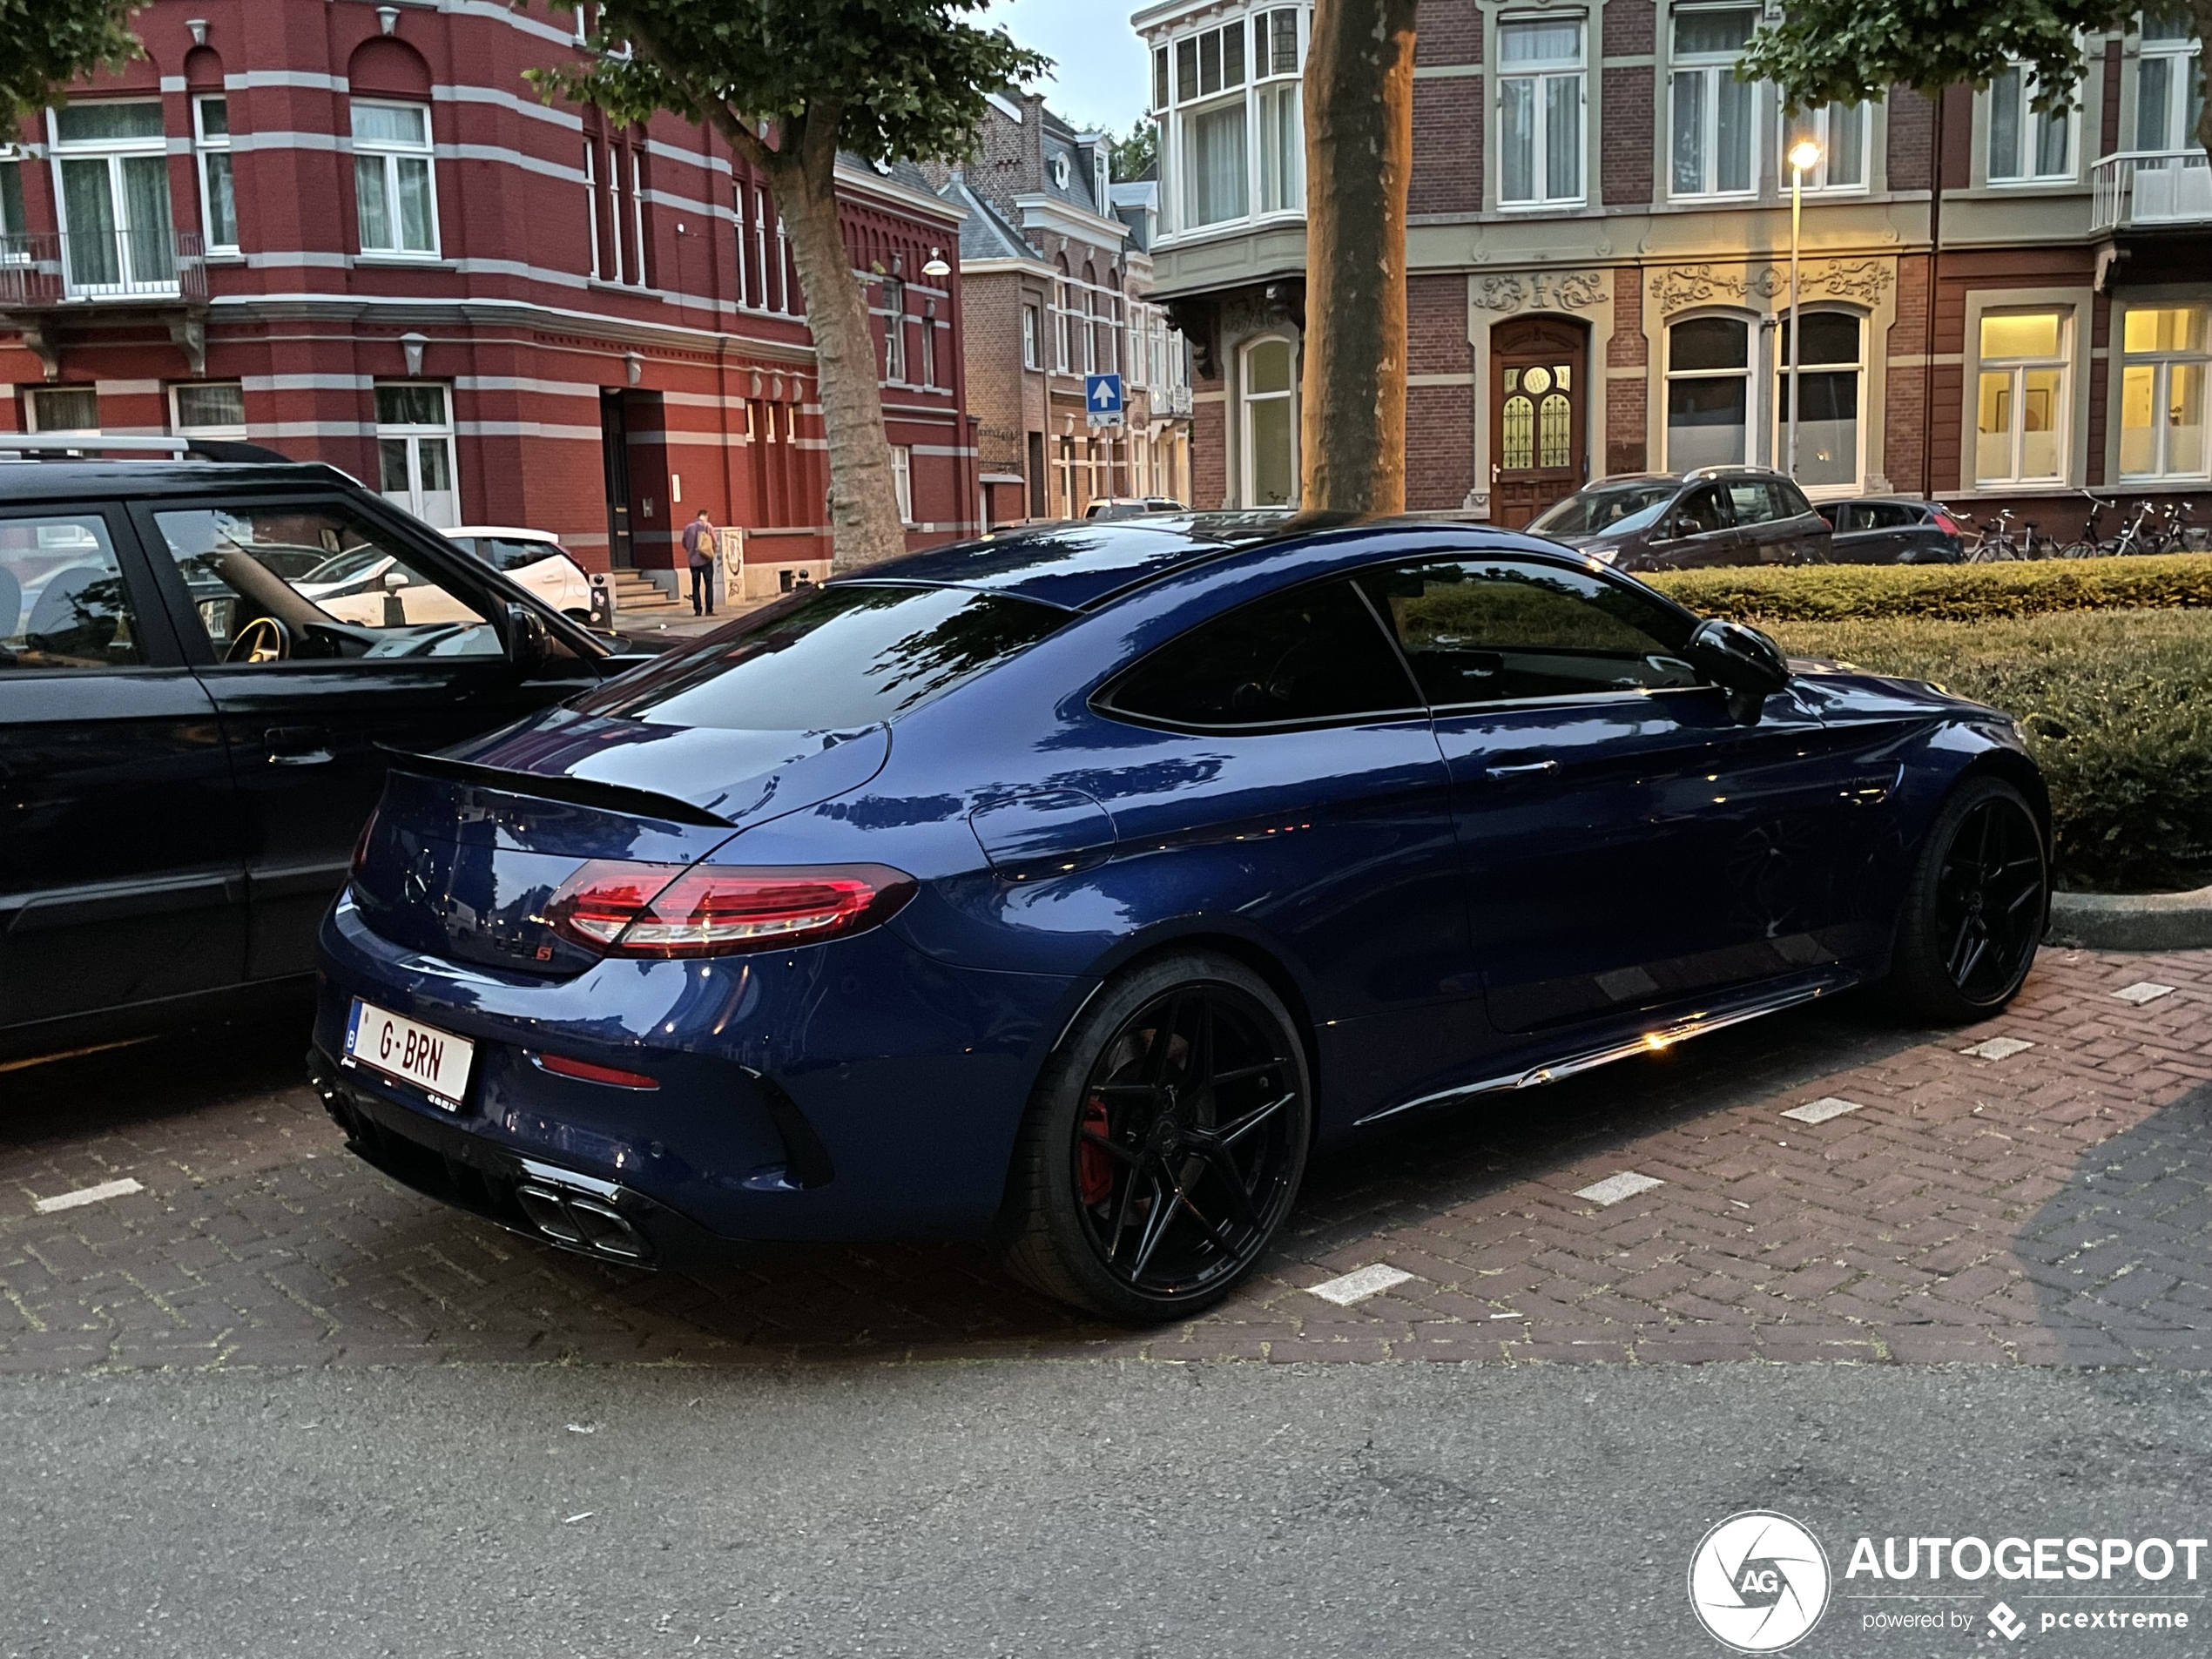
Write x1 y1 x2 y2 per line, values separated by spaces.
1886 776 2048 1023
999 953 1311 1323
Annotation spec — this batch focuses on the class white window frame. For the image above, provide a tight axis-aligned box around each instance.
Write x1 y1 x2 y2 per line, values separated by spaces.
1022 300 1042 370
881 276 906 382
1497 15 1588 209
1781 100 1872 193
1238 334 1298 508
352 99 438 259
921 301 937 389
629 145 647 287
2116 302 2210 480
891 445 914 524
586 144 603 280
1668 4 1762 201
1985 62 2076 185
24 385 100 436
193 95 238 253
46 101 177 296
2134 11 2202 152
374 381 461 527
170 381 247 441
1 145 29 261
1973 308 2072 486
1158 5 1307 236
1054 278 1073 373
1772 308 1866 495
1664 312 1755 471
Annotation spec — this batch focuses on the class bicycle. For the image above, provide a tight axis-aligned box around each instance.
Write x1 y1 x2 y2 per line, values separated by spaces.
1961 509 2041 562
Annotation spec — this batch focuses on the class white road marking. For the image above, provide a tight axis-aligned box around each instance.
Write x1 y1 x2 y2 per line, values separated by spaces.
1960 1036 2035 1061
1782 1096 1865 1124
2113 982 2176 1005
1488 1311 1527 1320
562 1512 594 1525
32 1177 144 1215
1574 1171 1663 1207
1306 1264 1417 1306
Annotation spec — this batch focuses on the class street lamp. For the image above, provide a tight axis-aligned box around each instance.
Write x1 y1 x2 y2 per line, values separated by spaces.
1785 137 1822 480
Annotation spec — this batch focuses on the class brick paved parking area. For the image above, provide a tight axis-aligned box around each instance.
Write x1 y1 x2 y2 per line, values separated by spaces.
4 946 2210 1373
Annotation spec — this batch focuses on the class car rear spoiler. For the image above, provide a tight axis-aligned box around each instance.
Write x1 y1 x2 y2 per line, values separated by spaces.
377 747 736 829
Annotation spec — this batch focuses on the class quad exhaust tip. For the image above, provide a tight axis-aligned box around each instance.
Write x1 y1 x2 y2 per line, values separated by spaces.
514 1161 650 1262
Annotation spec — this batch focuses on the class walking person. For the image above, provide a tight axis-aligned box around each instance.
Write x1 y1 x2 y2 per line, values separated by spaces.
683 508 718 616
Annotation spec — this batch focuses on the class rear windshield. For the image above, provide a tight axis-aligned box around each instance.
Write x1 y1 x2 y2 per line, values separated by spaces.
574 582 1069 732
1529 482 1678 537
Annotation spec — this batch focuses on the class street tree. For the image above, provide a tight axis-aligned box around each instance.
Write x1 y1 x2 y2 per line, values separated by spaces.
1 0 142 125
1299 0 1420 515
534 2 1044 570
1109 119 1158 184
1737 0 2194 152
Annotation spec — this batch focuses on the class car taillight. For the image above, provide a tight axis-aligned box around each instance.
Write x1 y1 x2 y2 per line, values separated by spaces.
543 860 917 958
1931 510 1962 536
350 808 380 878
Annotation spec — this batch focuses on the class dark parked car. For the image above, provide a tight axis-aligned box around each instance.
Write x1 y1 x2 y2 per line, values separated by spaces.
1529 466 1833 571
1817 497 1966 564
0 460 640 1059
314 515 2049 1323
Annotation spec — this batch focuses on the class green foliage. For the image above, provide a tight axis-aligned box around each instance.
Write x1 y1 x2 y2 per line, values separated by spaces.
1737 0 2137 116
1649 554 2212 624
529 0 1048 170
0 0 142 125
1109 120 1158 184
1765 610 2212 894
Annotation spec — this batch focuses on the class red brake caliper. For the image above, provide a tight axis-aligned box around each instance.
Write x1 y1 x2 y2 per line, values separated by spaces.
1077 1094 1114 1207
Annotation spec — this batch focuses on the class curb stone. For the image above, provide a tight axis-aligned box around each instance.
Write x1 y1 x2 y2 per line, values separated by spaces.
2049 884 2212 951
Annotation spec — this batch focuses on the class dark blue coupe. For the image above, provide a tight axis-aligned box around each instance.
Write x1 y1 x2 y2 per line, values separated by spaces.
311 515 2049 1321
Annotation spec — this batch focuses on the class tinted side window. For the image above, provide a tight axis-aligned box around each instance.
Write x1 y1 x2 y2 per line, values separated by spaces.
1872 502 1914 529
0 512 144 671
479 536 558 572
1103 577 1420 730
1358 557 1700 706
1771 478 1816 517
1674 485 1731 534
1725 480 1777 524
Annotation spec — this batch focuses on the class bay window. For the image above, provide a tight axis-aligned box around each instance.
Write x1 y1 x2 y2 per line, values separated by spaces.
1974 310 2068 485
1159 6 1305 233
1499 17 1586 207
1666 316 1750 469
1670 6 1758 198
1986 64 2072 183
2119 305 2208 479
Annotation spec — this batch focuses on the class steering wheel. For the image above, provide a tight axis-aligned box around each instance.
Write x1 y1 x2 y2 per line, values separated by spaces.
225 615 292 664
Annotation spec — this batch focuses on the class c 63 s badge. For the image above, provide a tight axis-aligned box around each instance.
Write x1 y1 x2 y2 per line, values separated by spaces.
1690 1510 1832 1652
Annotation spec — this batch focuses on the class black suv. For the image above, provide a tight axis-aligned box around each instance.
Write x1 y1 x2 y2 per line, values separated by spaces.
0 459 644 1058
1527 466 1833 571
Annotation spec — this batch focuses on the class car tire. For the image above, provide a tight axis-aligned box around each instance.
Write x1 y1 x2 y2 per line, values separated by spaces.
996 951 1312 1324
1883 775 2048 1025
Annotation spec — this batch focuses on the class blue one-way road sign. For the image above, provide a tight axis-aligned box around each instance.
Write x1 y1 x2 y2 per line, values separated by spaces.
1084 373 1124 428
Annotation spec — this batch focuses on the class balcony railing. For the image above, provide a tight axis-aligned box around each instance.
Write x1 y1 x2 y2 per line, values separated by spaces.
2092 150 2212 232
0 228 208 307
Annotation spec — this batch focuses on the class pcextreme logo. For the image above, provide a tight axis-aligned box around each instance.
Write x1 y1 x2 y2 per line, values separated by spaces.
1689 1511 1833 1653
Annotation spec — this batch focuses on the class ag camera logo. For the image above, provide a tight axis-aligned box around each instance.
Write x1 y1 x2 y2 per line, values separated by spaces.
1689 1511 1832 1652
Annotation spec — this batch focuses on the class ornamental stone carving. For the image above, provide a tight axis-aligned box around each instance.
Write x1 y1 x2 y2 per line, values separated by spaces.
1649 259 1894 313
1471 268 1607 313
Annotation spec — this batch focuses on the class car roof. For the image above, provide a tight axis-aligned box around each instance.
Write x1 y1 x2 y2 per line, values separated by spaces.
850 512 1307 610
445 525 560 540
0 459 358 501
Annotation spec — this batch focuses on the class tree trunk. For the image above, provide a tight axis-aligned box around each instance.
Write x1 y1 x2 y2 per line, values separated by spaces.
1298 0 1419 514
770 139 908 572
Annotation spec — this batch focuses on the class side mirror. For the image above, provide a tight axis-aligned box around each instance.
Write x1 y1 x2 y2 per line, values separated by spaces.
382 570 409 590
1685 617 1790 724
504 601 550 677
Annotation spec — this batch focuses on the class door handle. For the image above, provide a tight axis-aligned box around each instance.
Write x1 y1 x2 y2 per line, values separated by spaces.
1484 759 1558 780
264 725 334 766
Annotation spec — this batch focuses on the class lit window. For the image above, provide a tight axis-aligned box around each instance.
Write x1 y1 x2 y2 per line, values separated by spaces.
1986 64 2073 183
2119 305 2208 479
194 97 237 253
374 382 460 527
1669 7 1759 199
353 101 437 256
1665 315 1750 469
1500 18 1586 207
1974 310 2067 484
1240 335 1297 507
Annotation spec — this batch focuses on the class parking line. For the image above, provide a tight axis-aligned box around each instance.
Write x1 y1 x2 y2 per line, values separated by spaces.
1782 1097 1865 1124
1574 1171 1663 1207
32 1177 145 1215
1306 1264 1417 1306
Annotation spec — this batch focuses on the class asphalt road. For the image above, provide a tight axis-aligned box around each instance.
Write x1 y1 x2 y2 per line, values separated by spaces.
4 1359 2209 1659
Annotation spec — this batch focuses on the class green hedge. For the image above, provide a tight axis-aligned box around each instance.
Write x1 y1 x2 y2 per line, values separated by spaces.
1650 553 2212 623
1763 610 2212 894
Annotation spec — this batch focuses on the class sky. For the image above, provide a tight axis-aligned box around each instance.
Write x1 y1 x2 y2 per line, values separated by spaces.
980 1 1152 138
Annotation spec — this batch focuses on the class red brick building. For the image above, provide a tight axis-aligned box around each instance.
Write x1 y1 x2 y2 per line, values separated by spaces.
1136 0 2212 543
0 0 978 599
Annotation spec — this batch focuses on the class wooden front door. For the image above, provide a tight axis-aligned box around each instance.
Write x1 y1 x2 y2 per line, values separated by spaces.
1491 317 1588 528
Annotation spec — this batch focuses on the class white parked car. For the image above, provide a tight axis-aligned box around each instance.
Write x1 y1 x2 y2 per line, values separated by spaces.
442 527 595 619
293 526 595 628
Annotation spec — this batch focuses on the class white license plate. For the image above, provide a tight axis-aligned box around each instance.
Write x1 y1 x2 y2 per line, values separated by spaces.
342 999 475 1111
